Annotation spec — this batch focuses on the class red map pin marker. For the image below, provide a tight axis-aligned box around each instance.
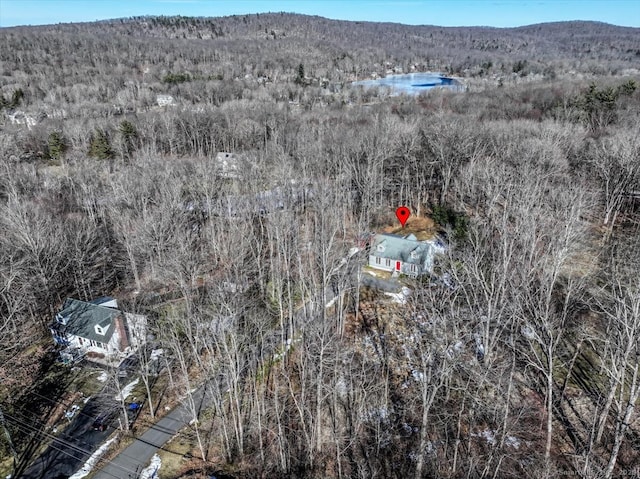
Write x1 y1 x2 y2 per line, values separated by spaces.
396 206 410 227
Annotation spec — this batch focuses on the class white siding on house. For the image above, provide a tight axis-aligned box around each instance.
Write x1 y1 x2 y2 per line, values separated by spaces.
67 334 110 355
369 255 394 272
107 326 122 354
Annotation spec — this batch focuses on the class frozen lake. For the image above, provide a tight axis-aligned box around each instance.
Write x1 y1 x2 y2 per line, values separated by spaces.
352 73 463 95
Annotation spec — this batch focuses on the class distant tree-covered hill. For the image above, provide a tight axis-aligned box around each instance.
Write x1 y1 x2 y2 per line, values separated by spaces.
1 13 639 84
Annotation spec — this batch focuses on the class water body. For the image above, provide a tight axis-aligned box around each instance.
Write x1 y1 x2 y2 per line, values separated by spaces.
352 72 463 95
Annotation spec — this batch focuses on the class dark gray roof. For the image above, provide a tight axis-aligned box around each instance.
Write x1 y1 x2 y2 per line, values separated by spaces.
371 234 432 265
56 298 120 343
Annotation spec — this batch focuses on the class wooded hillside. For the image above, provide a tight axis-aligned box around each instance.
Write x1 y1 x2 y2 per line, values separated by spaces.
1 14 640 479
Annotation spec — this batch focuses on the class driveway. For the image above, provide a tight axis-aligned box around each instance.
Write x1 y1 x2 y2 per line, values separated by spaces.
360 272 403 292
15 362 141 479
15 399 115 479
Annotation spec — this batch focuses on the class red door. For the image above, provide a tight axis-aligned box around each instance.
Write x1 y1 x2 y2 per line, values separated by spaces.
396 261 401 271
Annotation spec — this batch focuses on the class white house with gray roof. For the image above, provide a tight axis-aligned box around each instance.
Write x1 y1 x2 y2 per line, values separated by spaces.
368 233 443 277
50 297 141 361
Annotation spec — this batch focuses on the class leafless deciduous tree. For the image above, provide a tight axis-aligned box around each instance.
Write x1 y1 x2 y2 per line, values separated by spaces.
583 131 640 229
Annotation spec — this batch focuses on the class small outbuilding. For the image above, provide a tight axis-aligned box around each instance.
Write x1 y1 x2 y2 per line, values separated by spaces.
156 94 175 107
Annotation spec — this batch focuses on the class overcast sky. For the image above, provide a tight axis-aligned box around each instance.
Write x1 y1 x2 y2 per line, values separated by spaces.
1 0 638 28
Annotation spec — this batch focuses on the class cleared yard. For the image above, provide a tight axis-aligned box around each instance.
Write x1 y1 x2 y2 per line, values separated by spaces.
381 215 438 240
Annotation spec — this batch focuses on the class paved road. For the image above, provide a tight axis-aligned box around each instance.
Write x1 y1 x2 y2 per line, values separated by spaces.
93 384 211 479
16 399 113 479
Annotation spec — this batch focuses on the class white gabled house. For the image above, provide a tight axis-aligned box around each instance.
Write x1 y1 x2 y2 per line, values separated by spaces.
50 297 146 362
156 94 175 107
368 233 445 277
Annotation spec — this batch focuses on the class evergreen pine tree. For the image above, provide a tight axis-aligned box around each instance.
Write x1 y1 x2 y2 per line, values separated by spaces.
295 63 305 85
88 129 114 160
48 131 67 161
10 89 24 108
118 120 138 158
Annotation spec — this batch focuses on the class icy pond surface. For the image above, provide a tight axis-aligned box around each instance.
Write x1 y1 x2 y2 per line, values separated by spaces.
352 72 463 95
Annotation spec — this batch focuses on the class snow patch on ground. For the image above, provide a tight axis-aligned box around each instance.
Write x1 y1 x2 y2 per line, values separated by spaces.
140 453 161 479
471 430 520 449
446 340 465 359
115 378 139 401
96 371 108 382
150 349 164 361
411 370 424 383
325 296 338 308
363 268 387 278
505 435 521 449
472 429 496 446
366 406 389 423
384 286 412 304
272 338 297 362
68 437 117 479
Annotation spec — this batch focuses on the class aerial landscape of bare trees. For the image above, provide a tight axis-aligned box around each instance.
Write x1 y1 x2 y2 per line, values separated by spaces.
1 12 640 479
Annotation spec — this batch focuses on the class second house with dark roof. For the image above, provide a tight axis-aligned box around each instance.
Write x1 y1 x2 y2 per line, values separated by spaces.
50 297 144 362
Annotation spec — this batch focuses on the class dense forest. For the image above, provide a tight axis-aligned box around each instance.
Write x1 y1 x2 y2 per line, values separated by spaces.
1 13 640 479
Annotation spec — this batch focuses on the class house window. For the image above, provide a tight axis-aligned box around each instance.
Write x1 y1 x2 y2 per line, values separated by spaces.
385 259 391 267
78 337 83 345
375 257 381 265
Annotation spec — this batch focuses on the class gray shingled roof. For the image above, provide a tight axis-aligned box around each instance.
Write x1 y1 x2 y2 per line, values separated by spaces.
56 298 120 343
371 234 432 265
